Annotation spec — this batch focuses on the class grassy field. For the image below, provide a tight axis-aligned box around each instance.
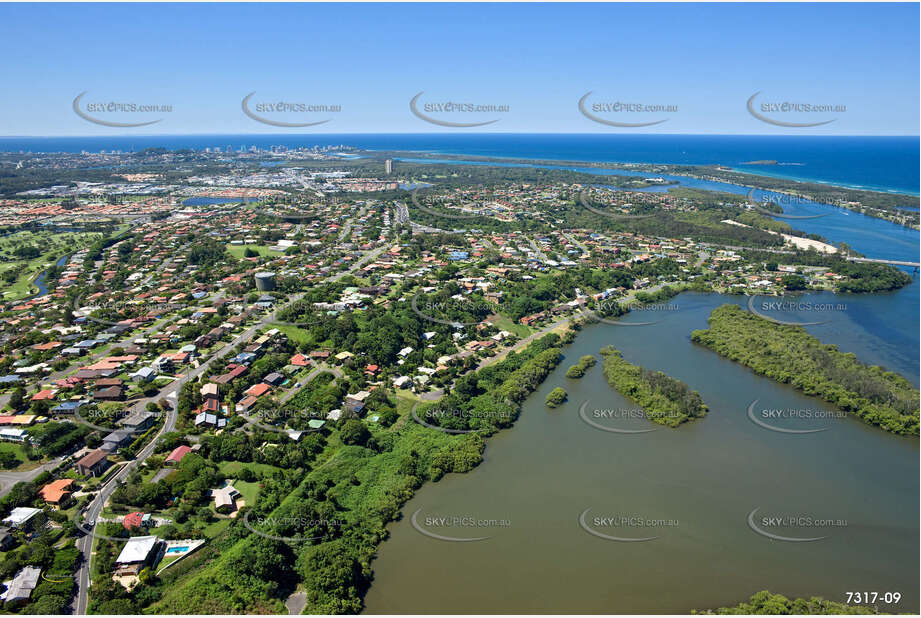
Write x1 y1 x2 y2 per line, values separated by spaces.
217 460 281 478
0 441 28 469
270 323 314 345
233 480 261 507
493 314 532 338
0 230 102 301
225 244 284 259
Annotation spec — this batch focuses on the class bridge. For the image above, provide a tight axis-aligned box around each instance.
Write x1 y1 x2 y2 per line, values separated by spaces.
698 242 920 268
847 257 921 267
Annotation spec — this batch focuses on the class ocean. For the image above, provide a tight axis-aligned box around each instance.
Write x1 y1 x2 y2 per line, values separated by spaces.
0 134 917 195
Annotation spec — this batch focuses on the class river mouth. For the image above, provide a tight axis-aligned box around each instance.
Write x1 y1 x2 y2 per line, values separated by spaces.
363 291 919 614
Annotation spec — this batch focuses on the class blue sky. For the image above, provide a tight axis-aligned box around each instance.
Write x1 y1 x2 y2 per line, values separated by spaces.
0 3 917 136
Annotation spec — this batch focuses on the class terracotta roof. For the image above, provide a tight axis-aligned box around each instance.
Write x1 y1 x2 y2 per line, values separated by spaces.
39 478 74 503
166 445 192 463
123 512 145 529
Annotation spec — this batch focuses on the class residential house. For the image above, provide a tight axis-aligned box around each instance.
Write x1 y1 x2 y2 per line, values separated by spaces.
210 484 240 513
165 445 192 465
102 430 133 453
114 535 163 577
38 479 75 508
2 508 43 531
0 566 41 605
76 449 111 477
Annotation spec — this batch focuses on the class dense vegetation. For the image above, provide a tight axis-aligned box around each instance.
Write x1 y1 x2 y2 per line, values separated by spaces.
148 334 564 614
740 249 912 293
693 590 879 614
599 346 707 427
545 387 568 407
565 355 596 379
691 304 919 435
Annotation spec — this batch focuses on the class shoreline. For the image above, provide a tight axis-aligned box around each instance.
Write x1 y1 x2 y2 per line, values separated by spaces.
375 149 920 198
381 150 919 229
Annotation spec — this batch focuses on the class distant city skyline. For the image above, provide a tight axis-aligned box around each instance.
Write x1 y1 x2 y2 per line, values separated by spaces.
0 3 917 136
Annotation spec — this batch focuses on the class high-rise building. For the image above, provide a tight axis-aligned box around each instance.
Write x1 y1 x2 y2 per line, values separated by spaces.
384 159 393 175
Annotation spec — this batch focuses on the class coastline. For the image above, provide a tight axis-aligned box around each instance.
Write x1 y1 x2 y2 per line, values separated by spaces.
380 150 920 228
370 149 920 198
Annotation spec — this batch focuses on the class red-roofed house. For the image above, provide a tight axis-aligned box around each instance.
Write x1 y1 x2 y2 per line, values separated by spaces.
39 479 74 507
123 512 150 530
165 445 192 465
236 396 258 412
290 354 311 367
244 383 271 398
30 389 56 402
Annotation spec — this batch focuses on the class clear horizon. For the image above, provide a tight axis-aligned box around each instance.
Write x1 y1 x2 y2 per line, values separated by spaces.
0 3 917 136
2 132 920 139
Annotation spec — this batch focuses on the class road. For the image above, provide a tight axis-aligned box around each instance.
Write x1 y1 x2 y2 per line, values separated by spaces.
72 242 386 614
337 205 368 242
561 232 590 257
476 317 570 371
0 457 64 499
525 235 549 262
277 363 343 405
698 241 919 267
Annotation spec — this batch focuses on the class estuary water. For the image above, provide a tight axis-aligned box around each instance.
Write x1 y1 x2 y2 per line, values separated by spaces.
365 155 919 613
364 291 919 614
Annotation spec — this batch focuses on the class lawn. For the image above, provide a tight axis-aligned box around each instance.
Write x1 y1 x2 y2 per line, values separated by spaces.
217 460 281 478
233 480 261 507
492 314 532 338
270 323 314 345
0 442 27 469
225 244 284 259
0 230 102 301
200 517 232 539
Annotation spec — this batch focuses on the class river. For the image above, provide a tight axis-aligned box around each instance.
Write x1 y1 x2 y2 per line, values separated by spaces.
396 156 919 268
31 254 69 297
364 160 920 613
364 291 918 614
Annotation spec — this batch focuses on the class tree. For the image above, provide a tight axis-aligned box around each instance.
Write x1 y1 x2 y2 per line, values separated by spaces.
0 451 20 469
546 387 568 408
339 419 371 447
781 274 807 291
9 386 25 411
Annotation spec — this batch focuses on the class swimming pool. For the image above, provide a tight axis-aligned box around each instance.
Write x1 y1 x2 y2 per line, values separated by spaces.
166 546 188 554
